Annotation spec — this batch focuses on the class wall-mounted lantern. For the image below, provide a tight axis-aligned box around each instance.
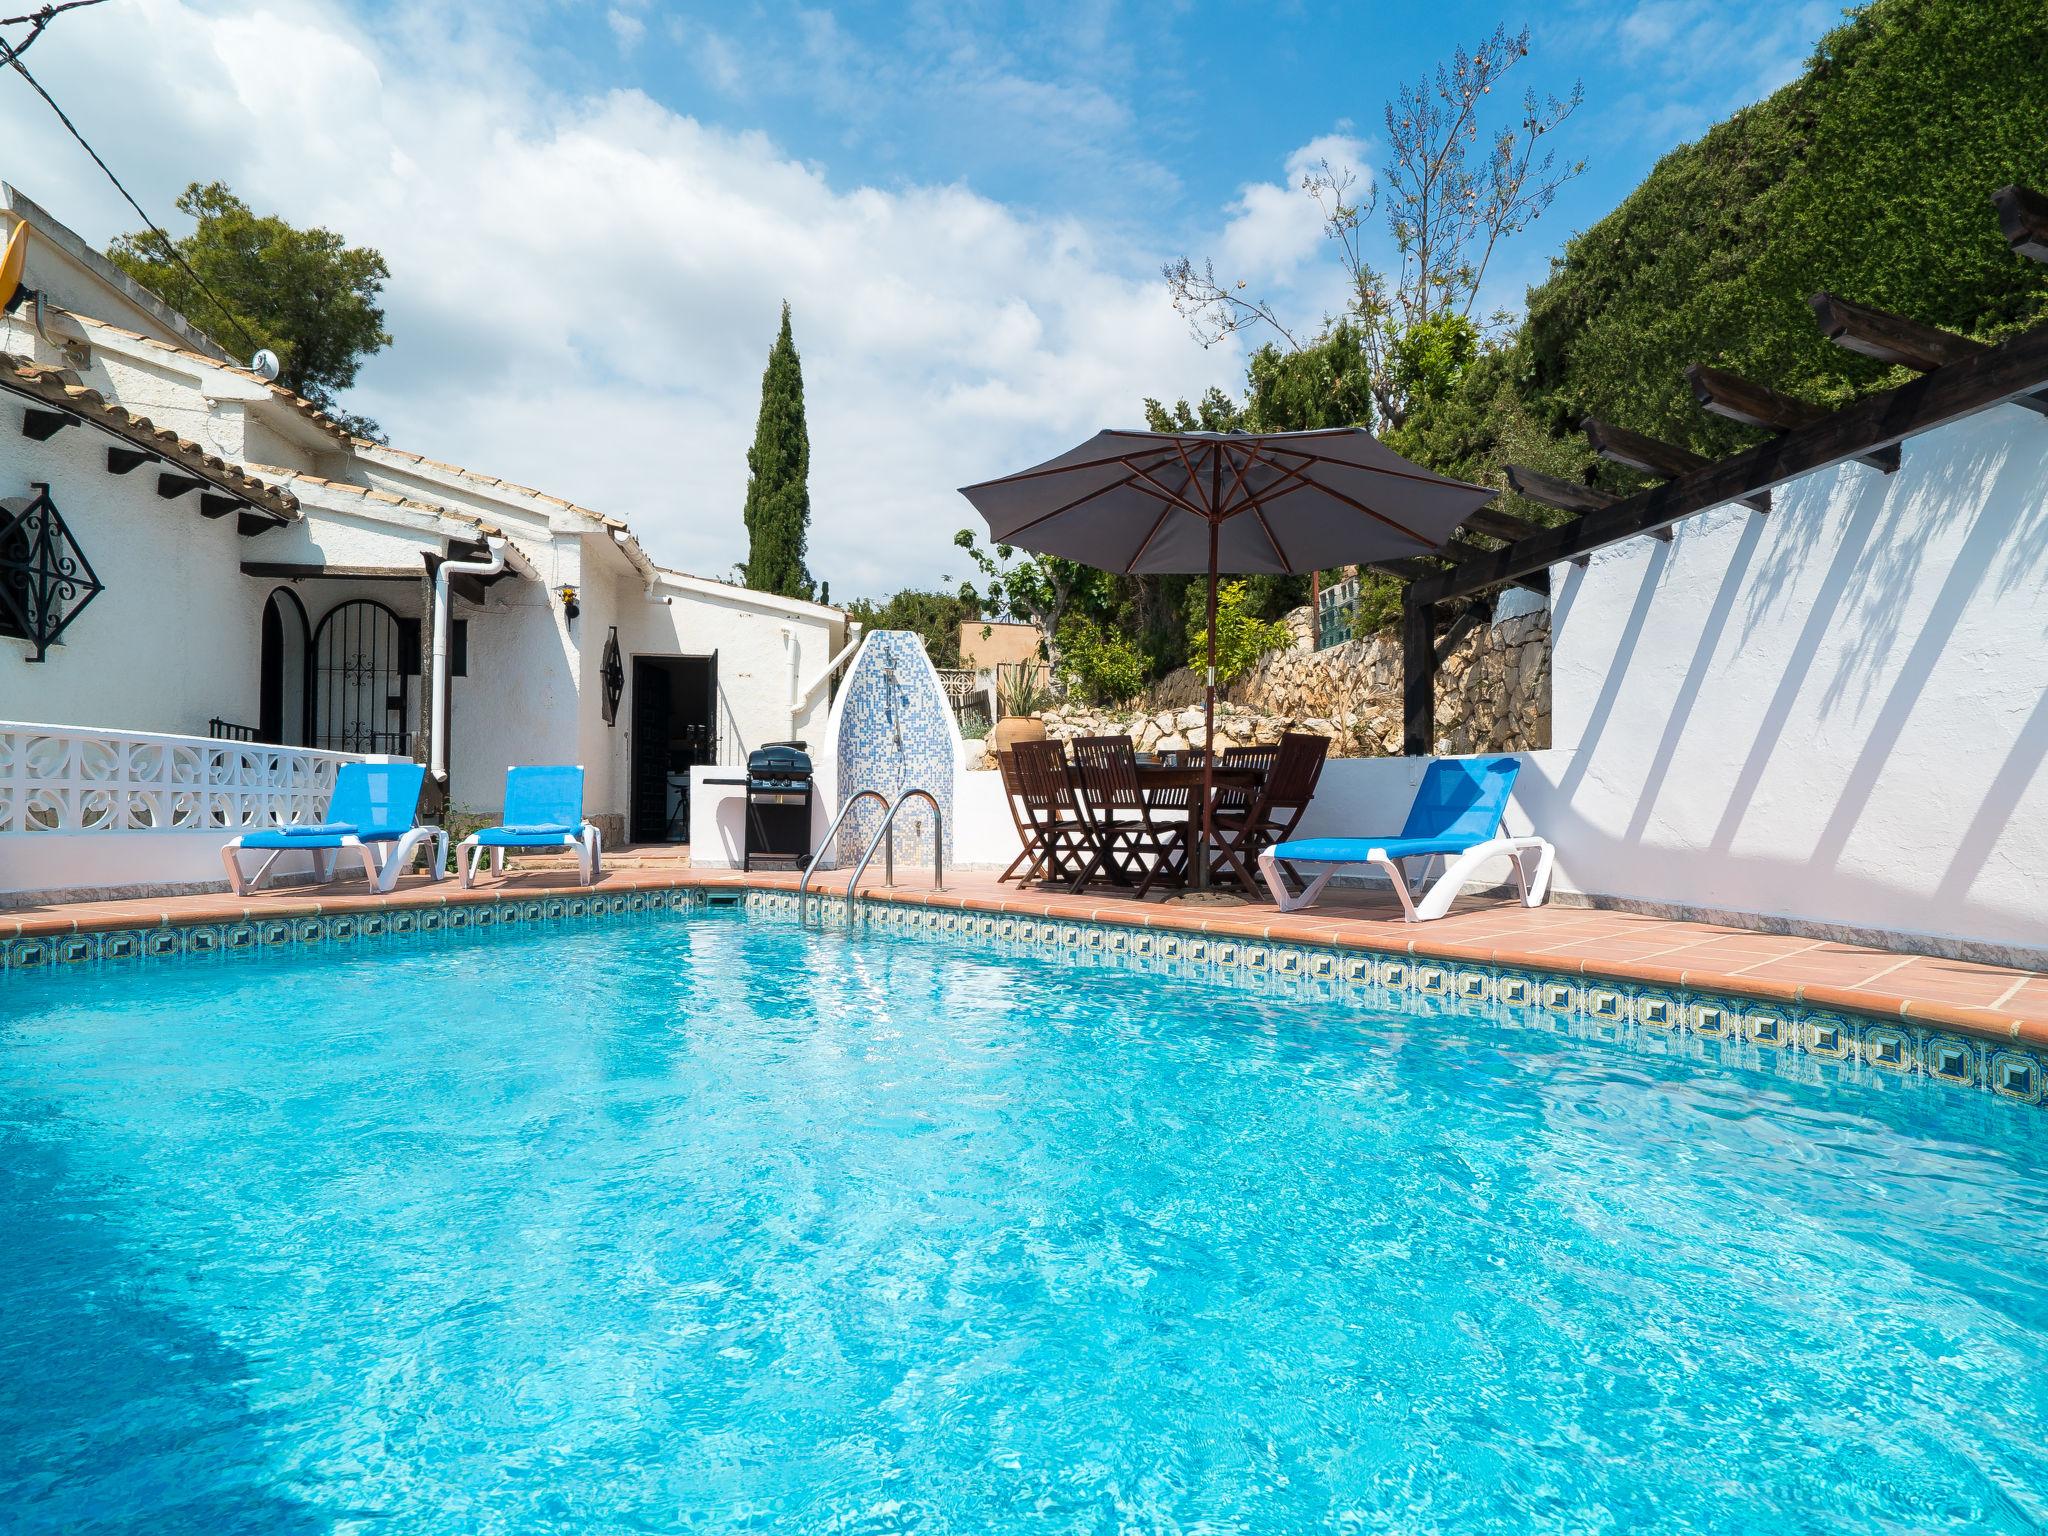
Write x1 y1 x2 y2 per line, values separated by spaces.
556 584 580 622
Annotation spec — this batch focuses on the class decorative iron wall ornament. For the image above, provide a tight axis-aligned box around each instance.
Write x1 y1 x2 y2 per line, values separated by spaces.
0 483 104 662
600 626 624 726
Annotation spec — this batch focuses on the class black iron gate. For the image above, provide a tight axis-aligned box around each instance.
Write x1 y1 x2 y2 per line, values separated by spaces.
311 599 409 754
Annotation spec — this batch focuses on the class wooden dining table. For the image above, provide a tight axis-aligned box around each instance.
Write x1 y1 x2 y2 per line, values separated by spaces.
1063 760 1267 892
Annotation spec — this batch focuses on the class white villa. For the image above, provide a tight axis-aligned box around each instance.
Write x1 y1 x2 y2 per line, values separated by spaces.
0 187 849 896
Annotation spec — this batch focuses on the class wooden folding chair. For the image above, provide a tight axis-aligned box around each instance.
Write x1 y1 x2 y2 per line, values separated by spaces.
1009 739 1091 887
1218 732 1330 890
1069 735 1186 896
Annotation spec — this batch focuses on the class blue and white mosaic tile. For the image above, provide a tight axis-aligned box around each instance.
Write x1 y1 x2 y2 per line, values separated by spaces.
8 882 2042 1115
827 629 957 868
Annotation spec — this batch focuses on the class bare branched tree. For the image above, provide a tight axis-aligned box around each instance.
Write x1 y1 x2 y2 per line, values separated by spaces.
1166 23 1584 430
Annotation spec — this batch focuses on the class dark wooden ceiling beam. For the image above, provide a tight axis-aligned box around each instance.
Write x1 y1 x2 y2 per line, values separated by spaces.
106 446 159 475
1993 184 2048 263
1686 363 1900 474
1583 417 1768 514
1406 316 2048 608
242 562 422 581
21 408 79 441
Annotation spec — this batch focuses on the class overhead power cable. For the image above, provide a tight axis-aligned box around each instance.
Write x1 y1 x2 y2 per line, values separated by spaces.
0 0 266 356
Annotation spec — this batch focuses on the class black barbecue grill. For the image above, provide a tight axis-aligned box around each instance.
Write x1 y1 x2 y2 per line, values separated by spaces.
706 742 814 870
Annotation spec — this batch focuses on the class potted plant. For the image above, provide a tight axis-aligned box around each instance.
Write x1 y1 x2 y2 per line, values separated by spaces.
991 662 1053 753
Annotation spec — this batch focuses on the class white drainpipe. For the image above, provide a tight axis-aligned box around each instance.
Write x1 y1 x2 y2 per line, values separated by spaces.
431 537 506 783
793 624 864 732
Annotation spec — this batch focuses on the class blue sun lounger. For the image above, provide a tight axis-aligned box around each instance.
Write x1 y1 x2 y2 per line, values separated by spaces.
1258 754 1553 922
457 764 603 887
220 760 446 897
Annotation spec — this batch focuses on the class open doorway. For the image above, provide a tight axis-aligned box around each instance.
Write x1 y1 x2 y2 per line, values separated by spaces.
630 654 717 843
258 588 312 746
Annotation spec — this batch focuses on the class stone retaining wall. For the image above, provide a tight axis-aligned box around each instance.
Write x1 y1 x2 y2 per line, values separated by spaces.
970 606 1549 767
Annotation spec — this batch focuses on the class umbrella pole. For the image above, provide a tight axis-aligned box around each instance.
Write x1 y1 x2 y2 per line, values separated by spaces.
1199 524 1218 891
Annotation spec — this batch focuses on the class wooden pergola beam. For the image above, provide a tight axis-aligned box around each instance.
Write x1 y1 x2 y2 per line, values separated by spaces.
1505 462 1615 515
1461 505 1546 543
1809 291 1982 372
1584 417 1767 514
1993 184 2048 263
1406 316 2048 608
1811 291 2047 419
1686 364 1899 474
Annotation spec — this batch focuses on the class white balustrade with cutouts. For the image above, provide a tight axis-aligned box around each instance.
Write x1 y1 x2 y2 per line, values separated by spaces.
0 721 385 897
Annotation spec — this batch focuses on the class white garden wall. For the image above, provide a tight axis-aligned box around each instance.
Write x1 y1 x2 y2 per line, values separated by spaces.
1524 403 2048 963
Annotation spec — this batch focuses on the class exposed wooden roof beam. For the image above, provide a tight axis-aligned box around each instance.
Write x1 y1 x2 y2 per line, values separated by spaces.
236 513 279 538
106 446 159 475
242 562 424 581
21 408 78 441
156 472 207 499
1406 316 2048 608
1993 184 2048 263
1584 417 1768 514
1686 364 1900 474
199 493 241 519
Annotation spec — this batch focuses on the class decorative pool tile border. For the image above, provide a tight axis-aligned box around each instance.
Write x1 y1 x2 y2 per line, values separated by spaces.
746 889 2048 1110
7 881 2042 1113
0 888 709 972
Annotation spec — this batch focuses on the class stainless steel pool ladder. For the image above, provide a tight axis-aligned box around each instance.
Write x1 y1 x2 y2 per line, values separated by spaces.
798 788 946 926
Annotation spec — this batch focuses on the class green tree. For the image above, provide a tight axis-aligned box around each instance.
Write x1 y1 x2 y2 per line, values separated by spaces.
740 303 815 600
1188 581 1294 685
1519 0 2048 463
108 182 391 438
843 588 978 667
1054 612 1147 704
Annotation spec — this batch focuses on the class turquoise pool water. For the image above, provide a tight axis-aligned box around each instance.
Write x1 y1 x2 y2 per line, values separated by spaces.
4 914 2048 1533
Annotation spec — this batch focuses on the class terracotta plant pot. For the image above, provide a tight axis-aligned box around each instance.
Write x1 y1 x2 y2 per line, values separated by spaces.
991 715 1048 754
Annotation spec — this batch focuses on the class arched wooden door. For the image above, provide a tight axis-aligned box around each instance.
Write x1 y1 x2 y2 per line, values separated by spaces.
311 599 409 754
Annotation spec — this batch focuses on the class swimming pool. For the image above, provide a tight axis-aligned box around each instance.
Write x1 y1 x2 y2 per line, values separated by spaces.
5 909 2047 1532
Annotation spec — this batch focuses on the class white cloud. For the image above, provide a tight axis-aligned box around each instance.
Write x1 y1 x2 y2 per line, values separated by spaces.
606 9 645 52
1 0 1241 597
1214 131 1368 285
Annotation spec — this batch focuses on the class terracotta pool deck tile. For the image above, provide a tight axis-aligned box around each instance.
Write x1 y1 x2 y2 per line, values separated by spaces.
10 862 2045 1051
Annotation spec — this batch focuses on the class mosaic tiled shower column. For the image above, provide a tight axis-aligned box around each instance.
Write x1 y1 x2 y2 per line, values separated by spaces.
829 631 957 868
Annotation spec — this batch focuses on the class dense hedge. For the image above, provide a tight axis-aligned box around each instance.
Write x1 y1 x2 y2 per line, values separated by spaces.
1519 0 2048 462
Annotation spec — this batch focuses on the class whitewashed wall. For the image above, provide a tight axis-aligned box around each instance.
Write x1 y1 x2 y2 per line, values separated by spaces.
1527 403 2048 962
0 412 264 732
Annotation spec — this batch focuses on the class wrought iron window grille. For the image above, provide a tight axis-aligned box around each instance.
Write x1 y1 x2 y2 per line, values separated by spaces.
0 482 104 662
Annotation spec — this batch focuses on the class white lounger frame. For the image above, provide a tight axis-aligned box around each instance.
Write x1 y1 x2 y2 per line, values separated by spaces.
220 827 449 898
1259 835 1555 922
455 825 603 889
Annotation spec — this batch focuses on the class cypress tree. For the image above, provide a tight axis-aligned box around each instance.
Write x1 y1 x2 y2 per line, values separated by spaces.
740 302 815 600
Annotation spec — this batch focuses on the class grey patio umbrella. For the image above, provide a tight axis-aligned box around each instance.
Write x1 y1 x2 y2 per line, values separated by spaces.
959 427 1496 888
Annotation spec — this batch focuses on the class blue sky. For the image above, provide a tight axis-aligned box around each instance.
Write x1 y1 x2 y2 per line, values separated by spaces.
5 0 1837 594
535 0 1835 313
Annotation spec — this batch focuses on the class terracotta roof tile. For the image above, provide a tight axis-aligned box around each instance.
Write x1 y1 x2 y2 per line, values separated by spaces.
0 353 298 519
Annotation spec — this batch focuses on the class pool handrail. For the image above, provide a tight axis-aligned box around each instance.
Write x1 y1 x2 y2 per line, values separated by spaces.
798 788 945 925
799 788 889 925
843 789 945 909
